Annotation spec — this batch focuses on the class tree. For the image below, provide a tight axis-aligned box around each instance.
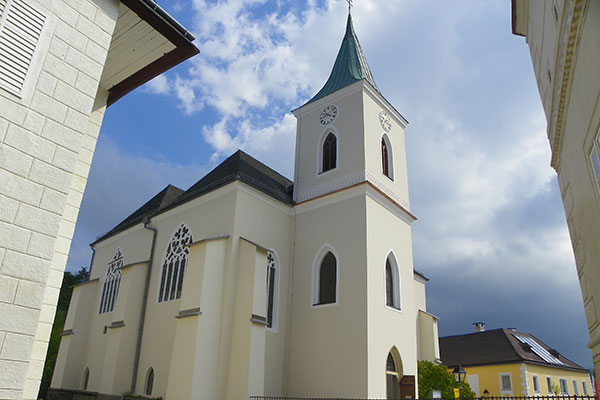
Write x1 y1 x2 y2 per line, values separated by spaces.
39 267 89 399
418 360 476 400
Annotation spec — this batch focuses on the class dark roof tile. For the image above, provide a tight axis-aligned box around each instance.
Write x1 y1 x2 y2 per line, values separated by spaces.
439 328 586 372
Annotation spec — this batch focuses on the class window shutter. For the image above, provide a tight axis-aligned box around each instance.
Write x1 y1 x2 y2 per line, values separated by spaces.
0 0 45 96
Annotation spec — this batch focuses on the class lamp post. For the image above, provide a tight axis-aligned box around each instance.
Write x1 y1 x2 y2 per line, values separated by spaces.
453 365 466 400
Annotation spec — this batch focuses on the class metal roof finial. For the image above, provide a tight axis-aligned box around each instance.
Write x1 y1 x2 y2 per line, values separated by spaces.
346 0 353 14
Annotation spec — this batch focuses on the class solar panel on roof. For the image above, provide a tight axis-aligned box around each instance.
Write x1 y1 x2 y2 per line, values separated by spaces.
513 334 564 365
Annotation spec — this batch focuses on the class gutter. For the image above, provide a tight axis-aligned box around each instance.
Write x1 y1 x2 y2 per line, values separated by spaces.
121 216 158 399
138 0 196 41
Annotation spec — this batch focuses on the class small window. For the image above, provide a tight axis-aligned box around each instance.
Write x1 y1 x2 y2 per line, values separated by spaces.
500 373 512 391
381 134 394 180
145 368 154 396
582 380 588 396
385 254 400 310
322 132 337 173
314 251 336 305
560 378 568 395
159 224 192 303
553 4 559 22
99 248 123 314
266 251 279 329
532 375 540 394
547 377 553 394
82 367 90 390
573 380 579 395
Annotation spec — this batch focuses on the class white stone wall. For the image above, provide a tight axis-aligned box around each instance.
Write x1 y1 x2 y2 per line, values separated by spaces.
0 0 117 398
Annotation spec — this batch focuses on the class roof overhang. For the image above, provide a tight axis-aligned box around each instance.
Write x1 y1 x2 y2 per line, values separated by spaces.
511 0 529 37
101 0 199 106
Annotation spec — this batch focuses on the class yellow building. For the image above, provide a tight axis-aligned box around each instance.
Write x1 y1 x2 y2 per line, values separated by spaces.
440 326 592 397
511 0 600 377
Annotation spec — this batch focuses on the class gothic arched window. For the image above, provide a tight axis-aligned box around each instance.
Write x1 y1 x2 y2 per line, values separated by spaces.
317 252 337 305
386 353 400 399
266 251 279 329
82 367 90 390
158 224 192 303
145 367 154 396
322 132 337 173
99 248 123 314
382 134 393 180
385 253 401 310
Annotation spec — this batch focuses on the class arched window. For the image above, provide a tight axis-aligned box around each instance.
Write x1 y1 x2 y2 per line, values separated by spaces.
322 132 337 173
82 367 90 390
99 248 123 314
385 253 401 310
386 353 400 399
266 251 279 329
145 367 154 396
159 224 193 303
317 252 337 305
381 134 394 180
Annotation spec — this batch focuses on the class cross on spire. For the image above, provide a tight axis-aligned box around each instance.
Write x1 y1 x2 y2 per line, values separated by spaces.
346 0 353 14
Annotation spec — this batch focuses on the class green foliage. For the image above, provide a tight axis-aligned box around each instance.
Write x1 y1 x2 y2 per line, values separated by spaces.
39 268 89 398
418 360 476 400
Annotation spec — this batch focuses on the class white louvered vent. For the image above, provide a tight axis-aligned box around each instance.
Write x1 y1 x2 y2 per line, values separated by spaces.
0 0 45 96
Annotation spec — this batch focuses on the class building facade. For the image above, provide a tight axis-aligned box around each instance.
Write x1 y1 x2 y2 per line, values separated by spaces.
0 0 197 398
50 14 440 400
511 0 600 377
440 326 592 397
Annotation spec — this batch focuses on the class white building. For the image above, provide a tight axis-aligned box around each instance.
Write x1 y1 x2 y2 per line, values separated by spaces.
51 13 440 400
0 0 197 399
512 0 600 376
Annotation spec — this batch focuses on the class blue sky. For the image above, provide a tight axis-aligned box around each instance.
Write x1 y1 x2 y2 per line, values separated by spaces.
66 0 593 369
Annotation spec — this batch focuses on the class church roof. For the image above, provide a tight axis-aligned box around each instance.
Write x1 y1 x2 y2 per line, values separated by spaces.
92 184 185 245
439 328 587 372
93 151 293 245
303 13 380 107
177 150 293 206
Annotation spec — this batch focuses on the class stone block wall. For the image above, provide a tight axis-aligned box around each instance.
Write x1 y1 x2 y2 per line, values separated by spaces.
0 0 118 398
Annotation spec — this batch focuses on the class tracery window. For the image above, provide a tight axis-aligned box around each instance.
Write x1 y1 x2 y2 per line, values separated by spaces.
381 134 393 180
322 132 337 173
158 224 192 303
317 251 337 305
266 251 279 329
99 248 123 314
385 254 400 310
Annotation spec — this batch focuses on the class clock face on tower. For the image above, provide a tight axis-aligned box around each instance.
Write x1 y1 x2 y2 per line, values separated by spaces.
379 111 391 132
319 104 338 125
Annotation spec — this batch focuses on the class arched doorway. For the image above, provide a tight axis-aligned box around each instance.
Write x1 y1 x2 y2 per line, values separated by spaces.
386 348 415 400
386 352 401 399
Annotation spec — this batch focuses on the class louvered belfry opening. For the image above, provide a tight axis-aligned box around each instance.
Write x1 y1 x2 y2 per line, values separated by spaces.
0 0 45 96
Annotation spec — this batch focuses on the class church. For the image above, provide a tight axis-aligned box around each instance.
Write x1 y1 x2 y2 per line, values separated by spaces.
50 12 440 400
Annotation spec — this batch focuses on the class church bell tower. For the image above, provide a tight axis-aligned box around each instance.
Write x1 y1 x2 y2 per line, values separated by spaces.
287 12 421 399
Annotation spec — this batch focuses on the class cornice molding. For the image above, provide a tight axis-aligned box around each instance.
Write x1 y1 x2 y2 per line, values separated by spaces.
295 170 410 211
550 0 589 170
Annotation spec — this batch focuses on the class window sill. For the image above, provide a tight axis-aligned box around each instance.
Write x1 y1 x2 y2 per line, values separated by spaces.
312 301 338 308
385 305 402 313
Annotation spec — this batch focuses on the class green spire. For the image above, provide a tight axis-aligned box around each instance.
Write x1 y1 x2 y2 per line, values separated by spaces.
304 13 380 106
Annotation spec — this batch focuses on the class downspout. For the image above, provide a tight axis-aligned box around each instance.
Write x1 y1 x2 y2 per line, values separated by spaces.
87 244 96 278
121 216 158 399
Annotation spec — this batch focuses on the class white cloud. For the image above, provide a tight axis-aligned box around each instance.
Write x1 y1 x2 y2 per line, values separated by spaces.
79 0 591 367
